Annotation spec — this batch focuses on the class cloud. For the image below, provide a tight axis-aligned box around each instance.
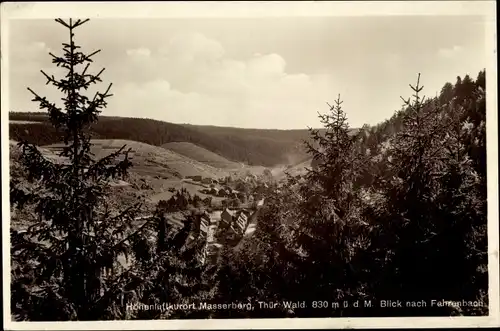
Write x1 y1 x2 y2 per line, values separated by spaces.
126 47 151 58
16 41 51 59
247 53 286 78
8 17 488 129
437 45 463 58
159 32 225 63
104 32 337 129
9 41 69 111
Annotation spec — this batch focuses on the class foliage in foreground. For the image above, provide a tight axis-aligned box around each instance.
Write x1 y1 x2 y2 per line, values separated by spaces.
214 71 488 317
10 19 211 321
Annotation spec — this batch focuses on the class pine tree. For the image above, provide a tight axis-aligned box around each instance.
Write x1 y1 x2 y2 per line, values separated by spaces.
464 70 487 180
257 96 373 317
125 211 215 320
10 18 168 321
439 82 454 105
476 69 486 90
437 72 488 314
368 73 488 315
370 75 442 308
304 95 365 204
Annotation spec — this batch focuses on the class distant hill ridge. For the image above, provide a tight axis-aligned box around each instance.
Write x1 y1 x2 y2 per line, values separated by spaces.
9 113 321 167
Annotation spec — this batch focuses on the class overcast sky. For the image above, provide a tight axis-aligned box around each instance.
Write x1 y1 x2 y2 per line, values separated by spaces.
8 15 489 129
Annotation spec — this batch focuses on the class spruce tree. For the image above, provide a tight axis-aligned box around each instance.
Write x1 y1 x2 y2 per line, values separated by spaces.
437 72 488 314
369 73 487 315
370 75 440 309
264 96 373 317
10 18 163 321
305 96 357 200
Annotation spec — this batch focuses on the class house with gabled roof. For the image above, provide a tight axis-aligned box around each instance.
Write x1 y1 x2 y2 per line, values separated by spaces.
221 208 235 226
199 213 210 238
231 210 249 235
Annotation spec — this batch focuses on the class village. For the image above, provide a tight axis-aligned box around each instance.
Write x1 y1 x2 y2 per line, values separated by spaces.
182 173 271 204
150 172 273 265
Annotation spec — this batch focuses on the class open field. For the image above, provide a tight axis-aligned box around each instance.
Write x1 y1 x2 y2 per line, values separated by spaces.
11 138 297 211
43 139 233 180
161 142 242 169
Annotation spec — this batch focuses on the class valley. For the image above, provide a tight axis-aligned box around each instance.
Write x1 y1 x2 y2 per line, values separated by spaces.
5 11 491 322
9 133 312 232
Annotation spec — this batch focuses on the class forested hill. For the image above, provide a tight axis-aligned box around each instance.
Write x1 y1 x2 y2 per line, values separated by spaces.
360 70 485 159
354 70 487 189
9 113 316 167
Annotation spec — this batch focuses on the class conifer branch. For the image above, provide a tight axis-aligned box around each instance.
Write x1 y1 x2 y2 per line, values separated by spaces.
55 18 70 28
86 49 101 60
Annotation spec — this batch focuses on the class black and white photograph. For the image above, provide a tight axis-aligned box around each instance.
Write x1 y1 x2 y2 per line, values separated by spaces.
1 1 498 329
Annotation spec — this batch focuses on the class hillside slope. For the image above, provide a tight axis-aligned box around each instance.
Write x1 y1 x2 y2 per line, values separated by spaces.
161 142 241 169
9 114 311 166
42 139 229 180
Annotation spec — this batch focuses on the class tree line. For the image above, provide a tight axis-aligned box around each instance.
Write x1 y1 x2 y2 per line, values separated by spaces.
9 116 311 168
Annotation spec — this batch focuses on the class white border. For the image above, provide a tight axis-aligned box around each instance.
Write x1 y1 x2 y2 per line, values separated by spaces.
1 1 498 329
0 1 497 18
